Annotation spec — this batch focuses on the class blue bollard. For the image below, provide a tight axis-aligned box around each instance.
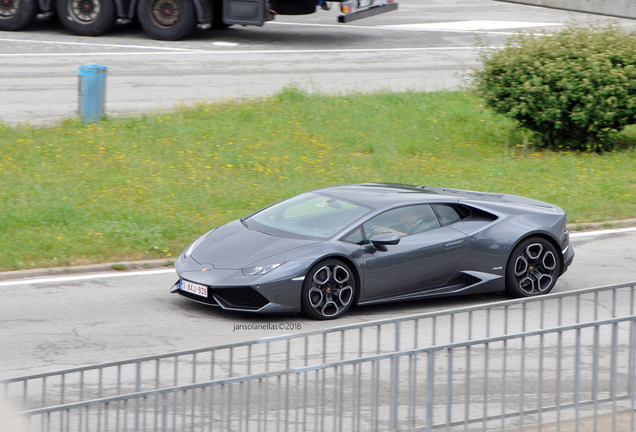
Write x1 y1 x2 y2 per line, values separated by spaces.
78 65 108 123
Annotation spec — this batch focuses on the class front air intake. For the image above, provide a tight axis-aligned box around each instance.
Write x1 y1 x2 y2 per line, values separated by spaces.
213 287 269 310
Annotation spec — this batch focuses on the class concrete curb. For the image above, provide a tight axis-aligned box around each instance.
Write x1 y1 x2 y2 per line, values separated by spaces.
0 259 173 282
1 218 635 282
567 217 636 231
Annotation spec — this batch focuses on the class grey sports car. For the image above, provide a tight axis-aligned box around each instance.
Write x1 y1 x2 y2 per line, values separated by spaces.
171 183 574 320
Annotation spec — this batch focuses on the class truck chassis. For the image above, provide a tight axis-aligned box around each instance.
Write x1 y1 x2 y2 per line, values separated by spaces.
0 0 397 40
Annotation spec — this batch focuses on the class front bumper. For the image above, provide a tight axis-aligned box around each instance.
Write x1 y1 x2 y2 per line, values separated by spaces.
560 229 575 275
172 280 271 310
171 259 312 314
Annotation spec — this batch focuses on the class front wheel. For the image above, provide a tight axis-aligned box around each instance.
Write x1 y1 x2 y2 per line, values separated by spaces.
301 259 356 320
137 0 196 40
0 0 38 31
57 0 117 35
505 237 560 298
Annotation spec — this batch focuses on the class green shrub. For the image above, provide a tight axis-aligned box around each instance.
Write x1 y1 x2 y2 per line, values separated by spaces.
472 21 636 151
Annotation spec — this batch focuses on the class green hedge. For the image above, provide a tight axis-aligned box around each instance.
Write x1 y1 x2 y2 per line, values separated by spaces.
472 21 636 151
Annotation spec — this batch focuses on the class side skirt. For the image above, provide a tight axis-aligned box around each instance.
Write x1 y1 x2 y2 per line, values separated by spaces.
357 272 504 306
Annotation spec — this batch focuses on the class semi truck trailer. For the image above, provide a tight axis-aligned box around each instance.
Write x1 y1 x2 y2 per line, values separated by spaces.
0 0 397 40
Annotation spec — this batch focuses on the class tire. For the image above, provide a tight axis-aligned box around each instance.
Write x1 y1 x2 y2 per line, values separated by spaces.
301 259 356 320
505 237 560 298
137 0 195 41
57 0 117 36
0 0 38 31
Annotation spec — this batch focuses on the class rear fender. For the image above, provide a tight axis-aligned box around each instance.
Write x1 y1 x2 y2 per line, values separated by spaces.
193 0 212 25
508 231 565 272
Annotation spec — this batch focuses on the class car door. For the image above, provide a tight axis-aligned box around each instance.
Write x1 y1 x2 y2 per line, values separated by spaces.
359 204 467 300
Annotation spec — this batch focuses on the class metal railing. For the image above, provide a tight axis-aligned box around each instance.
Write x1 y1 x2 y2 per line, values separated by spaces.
14 315 636 432
2 282 635 415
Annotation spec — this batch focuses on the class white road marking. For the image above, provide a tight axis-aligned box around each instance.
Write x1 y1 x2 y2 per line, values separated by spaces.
0 37 207 52
378 20 563 31
570 226 636 238
0 46 487 58
0 268 176 287
269 20 554 35
0 19 530 58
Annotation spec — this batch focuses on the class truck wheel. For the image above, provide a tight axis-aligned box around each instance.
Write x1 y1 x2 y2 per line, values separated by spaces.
57 0 117 35
137 0 196 40
0 0 38 31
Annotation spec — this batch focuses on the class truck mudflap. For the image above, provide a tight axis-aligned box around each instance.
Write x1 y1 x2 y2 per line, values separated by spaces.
338 0 397 23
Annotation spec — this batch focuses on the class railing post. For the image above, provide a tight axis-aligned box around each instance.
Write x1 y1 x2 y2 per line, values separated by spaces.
135 361 142 432
389 355 399 431
427 352 434 432
631 317 636 432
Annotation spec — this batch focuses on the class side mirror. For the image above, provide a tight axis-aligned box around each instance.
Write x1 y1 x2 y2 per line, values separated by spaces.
369 233 400 251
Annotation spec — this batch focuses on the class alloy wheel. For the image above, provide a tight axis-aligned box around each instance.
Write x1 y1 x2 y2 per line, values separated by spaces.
70 0 101 22
513 242 557 294
0 0 19 17
151 0 181 28
307 264 354 318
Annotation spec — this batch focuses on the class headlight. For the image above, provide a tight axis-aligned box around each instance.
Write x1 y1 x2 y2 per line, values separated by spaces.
242 263 284 276
181 228 217 264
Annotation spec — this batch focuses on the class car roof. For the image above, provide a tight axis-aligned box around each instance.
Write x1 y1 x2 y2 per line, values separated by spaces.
314 183 560 214
314 183 458 209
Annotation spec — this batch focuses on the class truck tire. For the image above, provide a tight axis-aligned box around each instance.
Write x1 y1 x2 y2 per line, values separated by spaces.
0 0 38 31
57 0 117 35
270 0 316 15
137 0 196 40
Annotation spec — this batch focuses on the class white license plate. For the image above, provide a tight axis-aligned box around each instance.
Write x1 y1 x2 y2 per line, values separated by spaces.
181 280 208 298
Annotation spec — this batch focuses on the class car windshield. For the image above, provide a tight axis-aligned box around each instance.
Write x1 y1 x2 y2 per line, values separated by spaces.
244 192 372 240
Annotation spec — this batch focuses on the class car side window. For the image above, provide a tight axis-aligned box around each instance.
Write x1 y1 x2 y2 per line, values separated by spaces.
363 205 441 238
432 204 463 226
341 227 365 245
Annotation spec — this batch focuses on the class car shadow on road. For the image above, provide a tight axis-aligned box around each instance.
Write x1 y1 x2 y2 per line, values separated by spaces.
171 291 511 323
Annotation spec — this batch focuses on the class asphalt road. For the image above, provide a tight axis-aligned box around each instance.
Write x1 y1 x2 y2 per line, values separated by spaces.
1 228 635 380
1 0 631 125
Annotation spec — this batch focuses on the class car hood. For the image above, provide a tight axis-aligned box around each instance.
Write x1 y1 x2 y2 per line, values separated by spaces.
190 220 319 269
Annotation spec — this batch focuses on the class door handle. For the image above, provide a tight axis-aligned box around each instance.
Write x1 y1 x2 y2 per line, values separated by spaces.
444 240 464 248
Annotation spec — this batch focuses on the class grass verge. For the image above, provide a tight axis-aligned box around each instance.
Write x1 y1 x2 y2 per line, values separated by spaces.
1 88 635 271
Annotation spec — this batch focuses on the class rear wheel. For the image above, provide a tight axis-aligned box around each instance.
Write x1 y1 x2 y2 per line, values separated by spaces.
505 237 560 298
137 0 196 40
301 259 356 320
0 0 38 31
57 0 117 35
